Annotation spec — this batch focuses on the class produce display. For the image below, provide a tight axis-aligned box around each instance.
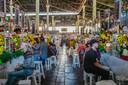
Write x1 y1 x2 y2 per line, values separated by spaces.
11 34 21 49
0 34 24 64
0 34 4 55
117 34 128 46
0 30 127 64
28 34 35 45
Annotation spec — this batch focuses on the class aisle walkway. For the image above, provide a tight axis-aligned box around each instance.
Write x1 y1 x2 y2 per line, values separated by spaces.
42 46 84 85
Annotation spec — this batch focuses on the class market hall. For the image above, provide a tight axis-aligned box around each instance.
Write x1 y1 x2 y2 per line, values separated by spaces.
0 0 127 85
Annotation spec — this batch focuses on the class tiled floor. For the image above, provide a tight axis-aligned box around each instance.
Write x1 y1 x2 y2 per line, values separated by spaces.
42 46 84 85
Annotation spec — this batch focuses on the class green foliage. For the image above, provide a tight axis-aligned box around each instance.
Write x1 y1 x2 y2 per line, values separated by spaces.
13 49 24 58
0 49 24 64
0 51 11 63
98 43 105 52
5 16 10 22
0 59 3 65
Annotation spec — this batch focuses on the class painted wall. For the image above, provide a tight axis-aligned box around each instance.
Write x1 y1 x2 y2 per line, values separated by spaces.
44 26 82 33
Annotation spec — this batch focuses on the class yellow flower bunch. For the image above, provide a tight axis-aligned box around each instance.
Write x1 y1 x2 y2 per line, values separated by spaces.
0 46 4 55
12 34 21 48
28 34 35 45
117 35 127 46
0 34 4 45
23 36 28 42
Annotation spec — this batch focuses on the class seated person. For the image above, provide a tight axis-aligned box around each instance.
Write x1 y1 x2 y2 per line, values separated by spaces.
47 42 57 58
6 48 35 85
32 38 40 61
101 43 128 78
84 39 110 81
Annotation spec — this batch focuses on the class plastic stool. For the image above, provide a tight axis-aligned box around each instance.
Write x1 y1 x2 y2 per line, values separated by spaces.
50 56 57 66
96 80 117 85
0 79 7 85
18 80 31 85
116 76 128 85
84 71 95 85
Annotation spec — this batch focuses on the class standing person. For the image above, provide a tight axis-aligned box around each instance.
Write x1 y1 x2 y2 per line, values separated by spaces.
40 36 48 65
84 39 110 81
77 41 86 64
32 37 40 61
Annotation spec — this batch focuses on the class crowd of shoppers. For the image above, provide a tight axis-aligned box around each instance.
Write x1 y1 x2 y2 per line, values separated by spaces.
5 32 128 85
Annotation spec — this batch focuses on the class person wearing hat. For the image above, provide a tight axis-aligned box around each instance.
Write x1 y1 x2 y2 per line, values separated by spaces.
84 39 110 81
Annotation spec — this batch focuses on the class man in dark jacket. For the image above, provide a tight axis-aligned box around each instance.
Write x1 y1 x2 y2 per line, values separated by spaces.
84 39 110 81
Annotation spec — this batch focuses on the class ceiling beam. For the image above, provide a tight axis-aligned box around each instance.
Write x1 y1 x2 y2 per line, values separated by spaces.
78 0 86 13
85 5 108 11
6 12 79 16
96 1 114 8
50 5 72 12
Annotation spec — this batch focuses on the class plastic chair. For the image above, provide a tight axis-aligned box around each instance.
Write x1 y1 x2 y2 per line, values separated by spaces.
45 58 52 70
0 79 7 85
34 61 45 78
50 56 57 66
18 80 31 85
84 71 95 85
72 53 80 68
110 71 115 81
27 61 45 85
26 71 38 85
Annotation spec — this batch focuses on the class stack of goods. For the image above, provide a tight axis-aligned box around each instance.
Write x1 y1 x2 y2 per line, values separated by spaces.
0 33 24 64
28 34 36 45
98 31 113 52
0 34 4 64
116 33 128 61
11 34 21 49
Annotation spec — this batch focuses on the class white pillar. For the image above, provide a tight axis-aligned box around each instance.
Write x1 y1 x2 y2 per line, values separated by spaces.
52 16 55 31
93 0 96 21
10 0 13 17
83 5 85 24
82 5 85 34
76 15 80 34
36 0 40 33
46 0 50 31
4 0 6 50
10 0 14 31
119 0 122 21
98 11 101 32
